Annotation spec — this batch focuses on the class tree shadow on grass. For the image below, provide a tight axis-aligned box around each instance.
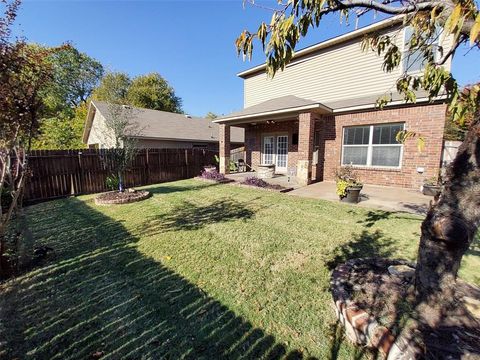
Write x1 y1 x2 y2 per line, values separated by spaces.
135 198 258 237
324 229 396 271
0 197 313 360
352 209 423 228
145 181 219 195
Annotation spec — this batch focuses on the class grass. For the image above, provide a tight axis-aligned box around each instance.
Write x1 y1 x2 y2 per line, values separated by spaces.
0 179 478 359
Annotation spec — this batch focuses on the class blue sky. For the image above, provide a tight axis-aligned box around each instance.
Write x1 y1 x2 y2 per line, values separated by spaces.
13 0 480 117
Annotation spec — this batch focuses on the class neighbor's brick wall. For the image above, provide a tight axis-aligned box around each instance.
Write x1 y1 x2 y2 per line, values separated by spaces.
321 103 447 189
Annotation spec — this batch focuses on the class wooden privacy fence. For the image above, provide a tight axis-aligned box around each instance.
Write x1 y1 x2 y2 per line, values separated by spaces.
22 148 218 203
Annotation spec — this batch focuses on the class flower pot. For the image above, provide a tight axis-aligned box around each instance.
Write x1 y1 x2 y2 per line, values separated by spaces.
340 185 363 204
203 165 217 173
422 183 441 196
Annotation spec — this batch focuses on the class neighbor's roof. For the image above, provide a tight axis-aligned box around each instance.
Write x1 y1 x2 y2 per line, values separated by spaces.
214 96 331 123
83 101 244 144
237 15 404 78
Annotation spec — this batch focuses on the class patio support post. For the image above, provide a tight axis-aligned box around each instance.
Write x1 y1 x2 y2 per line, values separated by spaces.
219 124 231 174
297 112 315 186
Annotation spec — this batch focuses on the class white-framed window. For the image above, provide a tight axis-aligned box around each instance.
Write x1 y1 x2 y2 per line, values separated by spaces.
402 26 442 74
342 123 404 168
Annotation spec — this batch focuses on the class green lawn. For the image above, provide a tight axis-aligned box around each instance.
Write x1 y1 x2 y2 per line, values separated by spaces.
0 179 478 359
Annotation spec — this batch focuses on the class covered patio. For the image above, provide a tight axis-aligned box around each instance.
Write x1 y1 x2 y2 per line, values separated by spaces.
214 96 331 186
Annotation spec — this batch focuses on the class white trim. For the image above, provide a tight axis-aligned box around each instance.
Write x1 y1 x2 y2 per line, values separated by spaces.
275 134 289 173
341 123 405 169
213 103 330 123
237 15 404 78
262 135 275 165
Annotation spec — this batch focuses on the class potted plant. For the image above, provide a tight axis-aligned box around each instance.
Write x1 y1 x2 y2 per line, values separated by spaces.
422 176 441 196
203 155 219 173
335 166 363 203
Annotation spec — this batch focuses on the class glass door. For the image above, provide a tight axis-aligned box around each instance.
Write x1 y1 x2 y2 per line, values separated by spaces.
275 135 288 173
262 136 274 165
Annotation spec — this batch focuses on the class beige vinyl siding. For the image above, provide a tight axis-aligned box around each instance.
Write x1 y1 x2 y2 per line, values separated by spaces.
243 26 453 107
87 111 116 148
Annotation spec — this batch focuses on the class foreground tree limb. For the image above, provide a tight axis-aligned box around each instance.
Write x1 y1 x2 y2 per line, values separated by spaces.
416 116 480 313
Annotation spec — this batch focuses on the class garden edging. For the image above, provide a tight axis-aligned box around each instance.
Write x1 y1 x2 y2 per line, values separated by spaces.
330 258 418 359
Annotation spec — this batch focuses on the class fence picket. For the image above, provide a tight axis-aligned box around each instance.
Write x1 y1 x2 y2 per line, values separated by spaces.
4 148 218 203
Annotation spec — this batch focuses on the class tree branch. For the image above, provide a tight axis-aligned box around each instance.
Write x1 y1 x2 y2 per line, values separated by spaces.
331 0 441 14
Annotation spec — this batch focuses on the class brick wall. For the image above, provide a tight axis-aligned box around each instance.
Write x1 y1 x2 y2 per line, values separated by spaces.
244 120 300 173
321 103 447 189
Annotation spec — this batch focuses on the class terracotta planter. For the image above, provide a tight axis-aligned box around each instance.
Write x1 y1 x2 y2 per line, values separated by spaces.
340 185 363 204
422 183 441 196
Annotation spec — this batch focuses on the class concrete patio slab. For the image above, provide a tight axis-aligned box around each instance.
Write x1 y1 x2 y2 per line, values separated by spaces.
289 181 431 215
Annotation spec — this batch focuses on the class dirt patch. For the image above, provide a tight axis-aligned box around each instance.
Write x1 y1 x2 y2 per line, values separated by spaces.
95 190 151 205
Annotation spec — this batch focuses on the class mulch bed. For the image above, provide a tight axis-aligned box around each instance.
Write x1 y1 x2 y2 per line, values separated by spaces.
95 190 151 205
331 258 480 359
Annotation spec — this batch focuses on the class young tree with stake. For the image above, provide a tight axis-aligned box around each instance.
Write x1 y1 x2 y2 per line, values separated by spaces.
96 103 142 193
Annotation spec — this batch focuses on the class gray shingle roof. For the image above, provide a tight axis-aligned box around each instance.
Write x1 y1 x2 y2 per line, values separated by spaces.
92 101 244 143
216 95 330 122
215 92 447 123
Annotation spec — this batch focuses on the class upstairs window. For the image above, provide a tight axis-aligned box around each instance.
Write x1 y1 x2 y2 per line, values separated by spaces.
403 26 441 74
342 123 404 168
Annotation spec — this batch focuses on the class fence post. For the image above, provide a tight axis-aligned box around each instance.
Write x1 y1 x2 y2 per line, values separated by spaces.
145 148 150 184
77 150 83 195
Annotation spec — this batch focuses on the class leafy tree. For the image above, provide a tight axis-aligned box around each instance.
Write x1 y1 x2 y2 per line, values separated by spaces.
33 103 87 149
127 72 182 113
29 43 102 149
0 0 54 274
237 0 480 322
93 72 183 113
205 112 218 119
92 71 131 104
45 43 103 116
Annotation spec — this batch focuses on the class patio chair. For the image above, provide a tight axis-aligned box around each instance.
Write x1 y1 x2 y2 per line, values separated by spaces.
237 159 247 172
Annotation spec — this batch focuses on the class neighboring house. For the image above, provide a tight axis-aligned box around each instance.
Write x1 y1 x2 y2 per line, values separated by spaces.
83 101 244 150
214 16 452 189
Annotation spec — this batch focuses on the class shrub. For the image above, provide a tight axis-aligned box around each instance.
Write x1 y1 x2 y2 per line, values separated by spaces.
200 169 226 181
242 176 270 188
424 176 440 186
106 174 120 191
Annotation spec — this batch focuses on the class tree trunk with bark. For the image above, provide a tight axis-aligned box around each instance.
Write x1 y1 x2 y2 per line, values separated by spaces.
415 115 480 318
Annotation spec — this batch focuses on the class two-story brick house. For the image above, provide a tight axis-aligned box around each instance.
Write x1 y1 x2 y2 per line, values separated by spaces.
214 16 452 189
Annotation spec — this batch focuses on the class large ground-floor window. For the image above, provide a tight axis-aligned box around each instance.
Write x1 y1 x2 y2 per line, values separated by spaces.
341 123 404 168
